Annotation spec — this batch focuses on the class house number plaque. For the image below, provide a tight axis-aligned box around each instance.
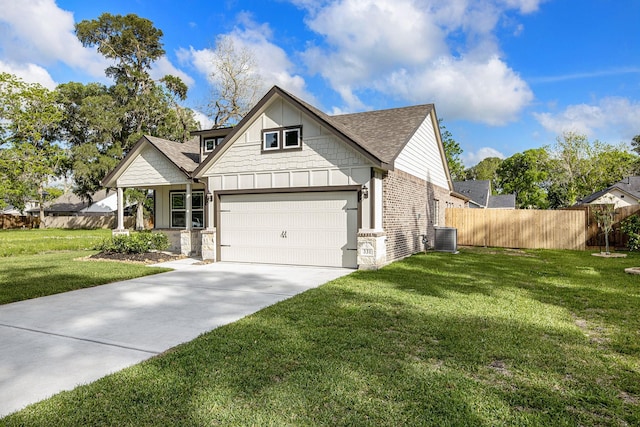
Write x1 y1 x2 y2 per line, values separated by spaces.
280 231 287 238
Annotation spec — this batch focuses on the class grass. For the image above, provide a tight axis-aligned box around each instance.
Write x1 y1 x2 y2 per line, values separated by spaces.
0 229 171 304
0 228 111 257
2 247 639 425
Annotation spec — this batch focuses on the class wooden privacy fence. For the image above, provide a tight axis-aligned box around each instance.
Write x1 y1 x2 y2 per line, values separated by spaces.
445 208 586 250
567 204 640 249
0 214 40 229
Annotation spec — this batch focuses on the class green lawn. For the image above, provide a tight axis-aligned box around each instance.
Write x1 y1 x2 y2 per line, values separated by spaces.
2 248 639 426
0 228 111 257
0 229 171 304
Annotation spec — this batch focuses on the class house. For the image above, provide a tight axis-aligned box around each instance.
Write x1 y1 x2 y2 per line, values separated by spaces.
26 189 119 216
102 86 466 269
575 176 640 208
453 180 515 209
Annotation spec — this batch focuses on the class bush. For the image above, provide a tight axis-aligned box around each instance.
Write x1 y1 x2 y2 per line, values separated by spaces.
621 214 640 251
94 231 169 254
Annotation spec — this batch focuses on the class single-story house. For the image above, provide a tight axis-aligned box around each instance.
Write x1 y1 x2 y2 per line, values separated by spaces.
575 176 640 208
102 86 466 269
26 189 120 216
453 180 515 209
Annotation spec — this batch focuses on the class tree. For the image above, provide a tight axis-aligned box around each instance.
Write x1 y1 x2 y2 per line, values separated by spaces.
0 73 67 225
547 132 636 208
630 134 640 155
64 13 198 203
496 148 550 209
592 196 616 254
464 157 503 193
206 35 264 128
439 120 465 181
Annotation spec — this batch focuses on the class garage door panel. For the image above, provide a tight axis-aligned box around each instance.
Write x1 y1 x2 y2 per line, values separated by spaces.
220 192 357 268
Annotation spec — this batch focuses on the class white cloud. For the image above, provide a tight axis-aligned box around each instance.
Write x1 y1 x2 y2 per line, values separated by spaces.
191 109 214 130
0 60 56 89
297 0 539 122
384 55 533 125
0 0 107 79
184 16 315 105
533 97 640 140
463 146 506 166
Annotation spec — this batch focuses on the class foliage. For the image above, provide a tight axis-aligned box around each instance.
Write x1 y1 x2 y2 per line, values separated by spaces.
439 119 465 181
592 199 616 254
0 73 68 214
59 13 198 201
547 132 636 208
4 249 640 425
496 148 550 209
464 156 503 193
621 214 640 251
207 35 265 128
94 231 169 254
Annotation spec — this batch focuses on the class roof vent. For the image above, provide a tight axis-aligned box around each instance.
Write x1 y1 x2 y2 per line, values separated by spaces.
434 227 458 253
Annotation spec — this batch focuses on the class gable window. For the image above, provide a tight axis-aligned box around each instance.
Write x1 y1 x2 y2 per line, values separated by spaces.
204 137 224 153
171 191 204 228
262 126 302 152
284 128 301 148
263 131 280 151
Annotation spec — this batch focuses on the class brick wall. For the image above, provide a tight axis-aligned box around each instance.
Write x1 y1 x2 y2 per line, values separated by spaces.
382 169 463 261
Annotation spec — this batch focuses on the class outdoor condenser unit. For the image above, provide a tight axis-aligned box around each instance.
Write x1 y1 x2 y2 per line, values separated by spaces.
434 226 458 253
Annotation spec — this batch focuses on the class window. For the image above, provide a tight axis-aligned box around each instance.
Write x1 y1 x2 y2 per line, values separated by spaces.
433 199 440 226
203 137 224 153
171 191 204 228
263 131 280 150
284 128 301 148
262 126 302 152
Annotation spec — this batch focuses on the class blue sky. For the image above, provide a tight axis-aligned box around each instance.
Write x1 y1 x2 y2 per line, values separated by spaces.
1 0 639 166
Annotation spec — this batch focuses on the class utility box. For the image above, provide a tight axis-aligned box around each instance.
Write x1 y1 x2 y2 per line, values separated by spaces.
434 226 458 253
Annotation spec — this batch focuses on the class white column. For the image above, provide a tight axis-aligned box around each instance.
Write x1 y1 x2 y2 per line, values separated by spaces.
117 187 125 230
185 182 192 231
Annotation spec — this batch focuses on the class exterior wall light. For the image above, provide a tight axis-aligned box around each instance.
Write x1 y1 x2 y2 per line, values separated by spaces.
361 185 369 199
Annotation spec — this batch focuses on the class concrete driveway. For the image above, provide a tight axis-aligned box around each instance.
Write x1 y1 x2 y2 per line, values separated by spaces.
0 260 352 418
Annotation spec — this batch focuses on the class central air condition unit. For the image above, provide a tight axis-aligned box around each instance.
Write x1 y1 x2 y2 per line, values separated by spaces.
434 226 458 253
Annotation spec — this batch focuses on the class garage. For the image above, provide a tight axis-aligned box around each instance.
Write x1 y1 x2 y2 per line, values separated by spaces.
219 191 358 268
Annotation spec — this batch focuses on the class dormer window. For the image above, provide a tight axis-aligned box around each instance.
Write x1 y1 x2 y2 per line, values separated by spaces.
262 126 302 152
204 136 224 153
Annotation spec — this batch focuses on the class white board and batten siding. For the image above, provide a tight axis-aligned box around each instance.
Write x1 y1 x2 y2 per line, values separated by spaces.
393 113 449 188
219 192 358 268
200 98 373 192
117 145 190 187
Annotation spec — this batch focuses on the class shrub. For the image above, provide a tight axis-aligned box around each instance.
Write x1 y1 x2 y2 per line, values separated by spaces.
621 214 640 251
94 231 169 254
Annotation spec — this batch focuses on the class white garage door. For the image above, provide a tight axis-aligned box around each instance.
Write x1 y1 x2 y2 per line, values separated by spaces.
219 191 358 268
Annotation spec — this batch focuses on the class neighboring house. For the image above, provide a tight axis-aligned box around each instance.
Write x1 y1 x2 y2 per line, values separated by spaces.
453 180 515 209
1 202 38 216
27 189 119 216
576 176 640 208
102 86 466 269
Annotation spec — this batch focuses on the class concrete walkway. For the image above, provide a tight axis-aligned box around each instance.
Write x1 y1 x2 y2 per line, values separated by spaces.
0 260 352 418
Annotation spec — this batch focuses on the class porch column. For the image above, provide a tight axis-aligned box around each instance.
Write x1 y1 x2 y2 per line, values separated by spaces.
185 183 192 231
180 182 193 256
113 187 129 236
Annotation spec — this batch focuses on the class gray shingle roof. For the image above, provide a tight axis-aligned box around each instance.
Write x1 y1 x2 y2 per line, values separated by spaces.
577 176 640 204
145 135 200 173
488 194 516 209
453 180 491 207
330 105 434 165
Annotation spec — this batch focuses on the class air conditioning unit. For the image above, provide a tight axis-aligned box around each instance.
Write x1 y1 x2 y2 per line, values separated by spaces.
434 226 458 253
